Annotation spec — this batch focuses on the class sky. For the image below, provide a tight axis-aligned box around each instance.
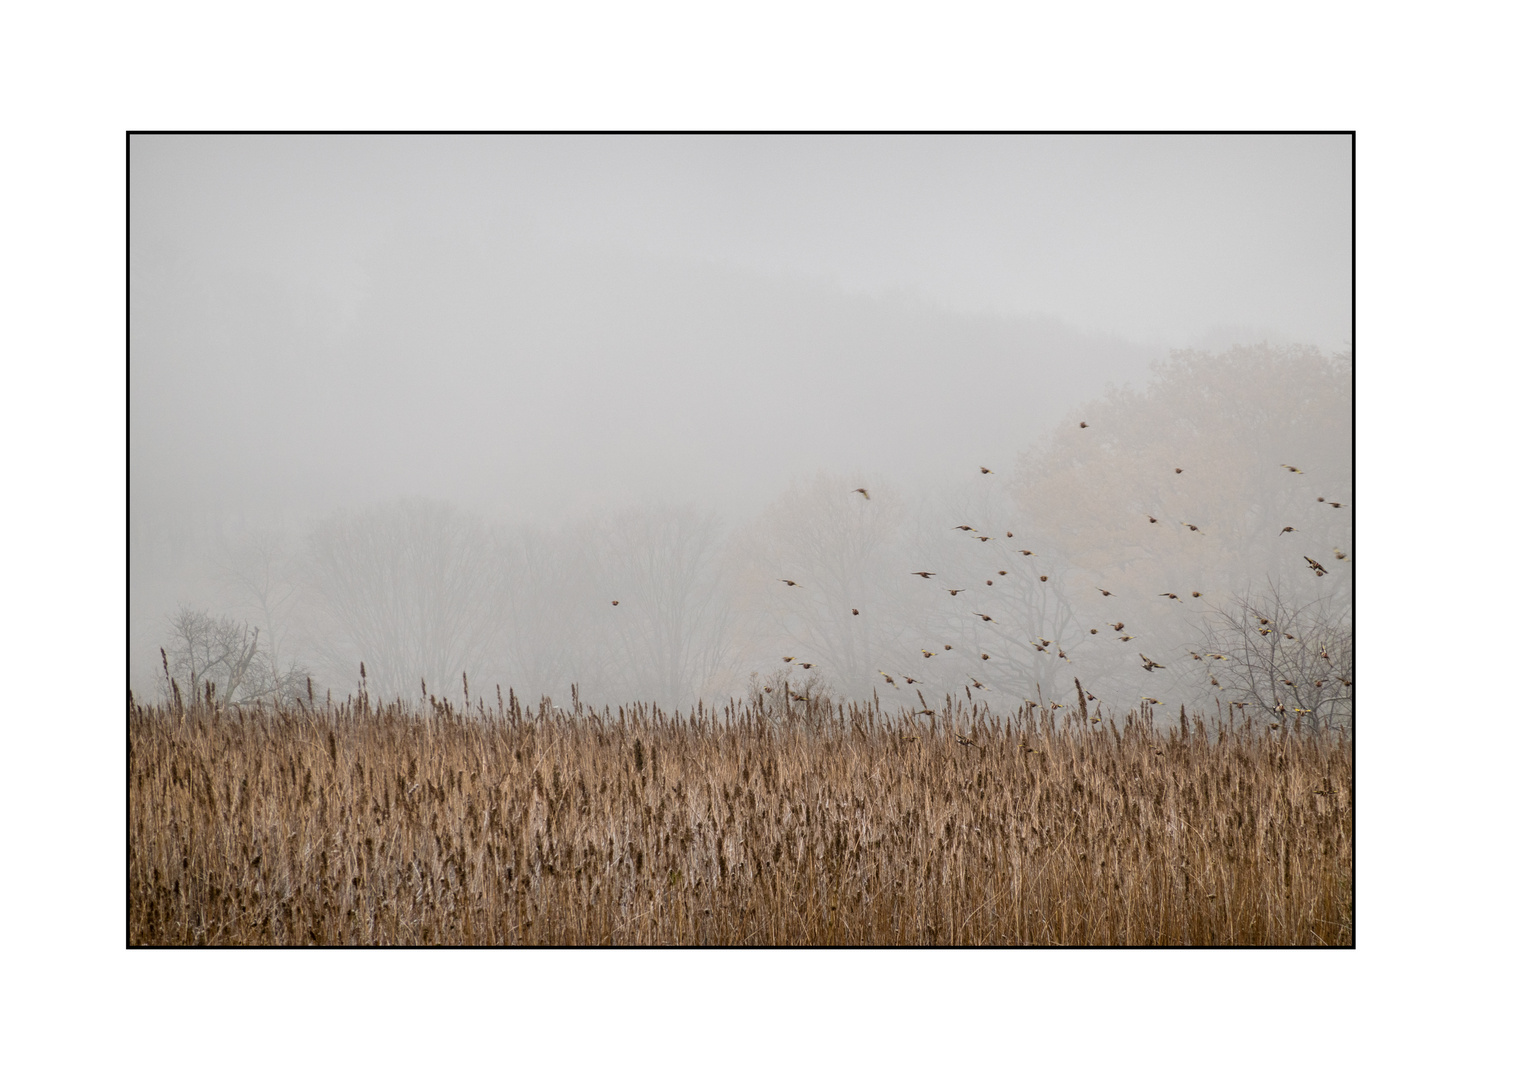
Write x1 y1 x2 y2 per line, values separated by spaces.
130 134 1352 525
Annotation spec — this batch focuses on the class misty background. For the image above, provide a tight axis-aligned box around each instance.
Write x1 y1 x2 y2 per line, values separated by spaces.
130 134 1352 720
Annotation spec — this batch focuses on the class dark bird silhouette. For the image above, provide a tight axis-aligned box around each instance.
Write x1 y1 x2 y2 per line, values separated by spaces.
980 653 990 660
1174 467 1183 474
1140 654 1164 671
1181 522 1201 533
1079 421 1089 428
1112 622 1125 631
980 466 992 474
970 679 985 690
1191 591 1202 598
852 608 860 615
780 579 799 587
1281 464 1302 473
799 662 814 669
973 612 996 622
1159 593 1182 602
1090 628 1099 634
998 570 1008 576
1304 556 1327 576
953 525 975 532
1148 515 1159 524
1098 587 1112 596
1040 575 1049 582
852 488 870 499
946 588 966 596
1330 502 1344 509
611 600 620 606
1118 634 1135 642
1190 652 1203 661
1019 550 1034 556
792 693 809 702
921 649 934 658
986 580 993 586
977 536 991 542
1280 526 1296 535
944 645 953 651
903 675 920 684
1318 497 1325 502
912 571 936 579
1334 548 1348 561
1006 531 1014 538
880 671 896 684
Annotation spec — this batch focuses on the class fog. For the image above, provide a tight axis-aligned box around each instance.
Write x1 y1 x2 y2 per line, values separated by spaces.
130 134 1352 718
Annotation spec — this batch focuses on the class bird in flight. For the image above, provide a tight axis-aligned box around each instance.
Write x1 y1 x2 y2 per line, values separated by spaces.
921 649 935 658
780 579 800 587
1191 591 1202 598
1333 549 1349 561
1040 575 1049 582
1098 587 1112 596
1304 556 1327 576
1079 421 1089 429
1181 522 1202 533
1281 464 1302 473
611 600 620 606
880 671 896 684
912 571 936 579
852 608 860 615
1330 502 1345 509
980 653 990 660
852 488 870 499
1112 622 1125 631
946 588 966 596
902 675 920 684
973 612 996 622
1019 549 1034 556
1174 467 1183 474
1140 654 1164 671
998 570 1009 576
798 662 814 670
986 580 994 586
782 656 795 662
1280 526 1296 535
970 679 986 690
1159 593 1182 602
980 466 993 474
1189 652 1203 661
1006 531 1014 538
1147 515 1159 524
977 536 992 542
1089 628 1099 634
1142 697 1162 706
953 525 975 532
944 645 953 651
1118 634 1135 642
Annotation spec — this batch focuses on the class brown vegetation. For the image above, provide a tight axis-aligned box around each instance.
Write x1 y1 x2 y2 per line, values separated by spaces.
128 689 1352 945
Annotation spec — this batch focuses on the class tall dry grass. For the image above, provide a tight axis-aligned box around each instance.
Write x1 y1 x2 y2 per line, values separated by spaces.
128 689 1351 945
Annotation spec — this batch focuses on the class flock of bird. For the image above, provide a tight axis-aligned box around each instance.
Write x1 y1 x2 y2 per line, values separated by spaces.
605 416 1349 726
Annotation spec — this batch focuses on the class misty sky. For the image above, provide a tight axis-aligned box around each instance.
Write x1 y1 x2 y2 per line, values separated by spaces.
129 134 1353 701
130 134 1351 523
134 134 1350 345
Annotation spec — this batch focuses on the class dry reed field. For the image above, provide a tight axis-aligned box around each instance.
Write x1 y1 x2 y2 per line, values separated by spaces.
128 689 1352 946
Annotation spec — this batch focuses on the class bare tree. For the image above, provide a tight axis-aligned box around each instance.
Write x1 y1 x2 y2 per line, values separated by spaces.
163 606 310 706
588 505 737 708
1197 582 1353 730
306 499 502 701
